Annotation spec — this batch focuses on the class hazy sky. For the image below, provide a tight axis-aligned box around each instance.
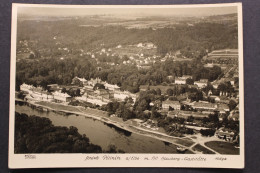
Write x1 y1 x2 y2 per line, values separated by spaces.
18 5 237 17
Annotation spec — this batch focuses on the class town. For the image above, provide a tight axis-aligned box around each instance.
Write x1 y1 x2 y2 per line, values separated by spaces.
15 12 240 154
18 47 239 149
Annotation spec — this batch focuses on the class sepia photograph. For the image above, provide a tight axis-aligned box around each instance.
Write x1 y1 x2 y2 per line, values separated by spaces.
9 3 244 168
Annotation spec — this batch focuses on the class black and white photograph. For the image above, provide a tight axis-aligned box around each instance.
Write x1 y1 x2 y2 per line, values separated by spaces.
8 3 244 168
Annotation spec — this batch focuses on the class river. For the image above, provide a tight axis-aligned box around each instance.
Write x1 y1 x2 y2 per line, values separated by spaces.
15 102 190 153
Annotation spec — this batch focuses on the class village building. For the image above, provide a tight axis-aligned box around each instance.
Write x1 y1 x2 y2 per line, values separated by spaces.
53 91 72 102
174 77 186 85
209 95 221 102
137 43 143 47
76 89 111 106
29 87 54 102
72 76 87 86
182 75 192 79
167 110 208 119
162 100 181 110
114 90 137 102
217 103 230 112
191 101 217 111
174 75 192 85
104 82 120 91
47 84 60 92
194 79 208 88
86 78 103 87
215 127 236 141
20 83 34 93
222 78 235 86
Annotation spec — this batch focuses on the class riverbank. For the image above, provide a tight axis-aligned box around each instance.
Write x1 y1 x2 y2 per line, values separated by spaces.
16 99 195 153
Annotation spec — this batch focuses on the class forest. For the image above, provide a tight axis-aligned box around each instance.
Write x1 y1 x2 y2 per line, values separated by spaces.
16 56 222 93
17 18 238 57
14 112 123 153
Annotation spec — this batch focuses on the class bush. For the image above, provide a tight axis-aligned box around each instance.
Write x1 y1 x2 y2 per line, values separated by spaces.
200 128 216 137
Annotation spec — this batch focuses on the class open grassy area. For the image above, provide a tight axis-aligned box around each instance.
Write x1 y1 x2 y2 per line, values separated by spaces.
205 141 239 155
36 101 80 112
192 144 215 154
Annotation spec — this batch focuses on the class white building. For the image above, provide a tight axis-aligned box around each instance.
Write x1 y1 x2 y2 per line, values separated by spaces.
53 91 71 102
174 77 186 85
104 82 120 91
162 100 181 110
20 83 34 93
29 87 54 102
72 76 87 85
114 90 137 102
194 79 208 88
86 78 103 87
76 91 110 106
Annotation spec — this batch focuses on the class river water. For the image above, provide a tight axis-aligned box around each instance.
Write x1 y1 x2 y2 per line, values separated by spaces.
15 102 185 153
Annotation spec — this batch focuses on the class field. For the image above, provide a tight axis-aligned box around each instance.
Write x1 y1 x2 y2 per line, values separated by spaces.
113 46 157 57
36 101 80 112
205 141 239 155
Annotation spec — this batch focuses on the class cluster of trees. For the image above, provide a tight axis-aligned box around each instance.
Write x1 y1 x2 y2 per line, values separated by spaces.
15 112 102 153
200 129 216 137
157 117 194 136
61 87 81 97
218 81 235 95
153 23 237 56
16 51 223 97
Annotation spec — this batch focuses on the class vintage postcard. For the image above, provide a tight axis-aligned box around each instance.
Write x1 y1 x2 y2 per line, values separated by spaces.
9 3 244 168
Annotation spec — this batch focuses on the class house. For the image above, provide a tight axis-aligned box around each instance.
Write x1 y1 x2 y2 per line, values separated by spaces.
162 100 181 110
86 78 103 87
222 78 235 86
29 87 54 102
20 83 34 93
53 91 72 102
94 89 113 99
182 75 192 80
174 75 192 85
145 42 156 49
137 43 143 47
209 95 221 102
47 84 60 92
217 103 230 112
215 127 235 141
72 76 87 86
114 90 137 102
76 90 110 106
104 82 120 91
167 110 208 119
192 101 217 111
174 77 186 85
194 79 208 88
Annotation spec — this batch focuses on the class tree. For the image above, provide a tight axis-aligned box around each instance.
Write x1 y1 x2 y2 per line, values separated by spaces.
187 116 194 122
228 100 237 111
200 129 216 136
186 78 194 85
93 83 105 90
75 88 81 96
166 88 174 96
156 88 161 95
61 88 66 93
